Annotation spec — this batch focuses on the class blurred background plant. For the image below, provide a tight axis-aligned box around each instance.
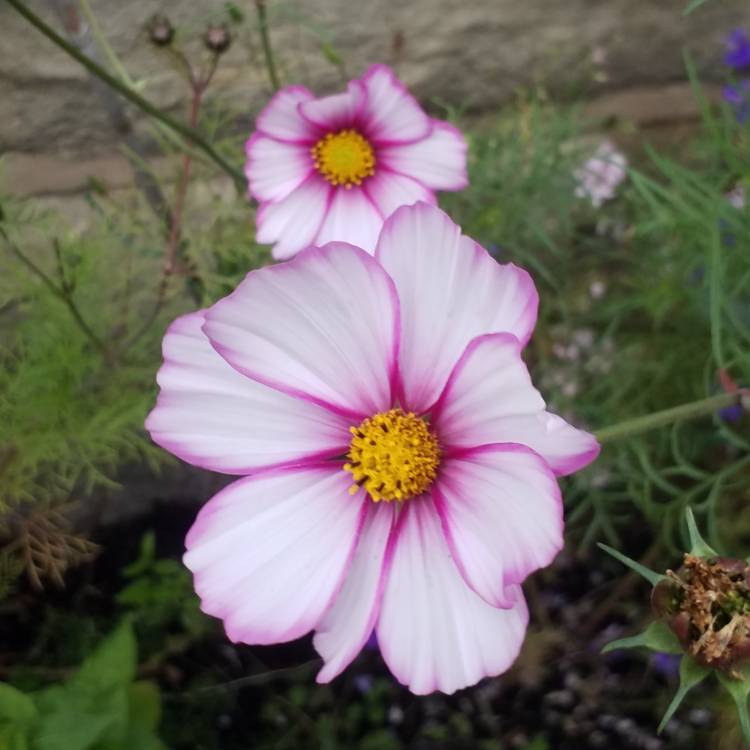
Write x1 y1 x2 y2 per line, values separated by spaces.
1 0 750 748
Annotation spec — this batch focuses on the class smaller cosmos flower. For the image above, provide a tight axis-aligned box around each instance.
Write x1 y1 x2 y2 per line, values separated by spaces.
574 140 627 208
146 202 599 694
725 29 750 71
244 65 468 259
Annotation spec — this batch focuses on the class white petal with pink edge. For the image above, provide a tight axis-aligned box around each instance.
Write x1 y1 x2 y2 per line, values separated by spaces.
433 444 563 607
255 85 317 143
376 497 529 695
375 202 538 413
313 187 383 254
299 82 365 133
245 134 314 203
314 501 396 683
255 175 330 260
379 122 468 190
359 65 431 144
363 169 435 220
203 242 399 420
433 333 600 476
184 466 367 645
145 311 351 475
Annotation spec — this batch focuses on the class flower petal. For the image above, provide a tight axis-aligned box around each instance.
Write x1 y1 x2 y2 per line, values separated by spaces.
363 169 435 220
298 81 365 133
245 134 314 203
184 465 367 644
255 85 317 143
203 242 399 419
145 311 351 475
432 333 600 475
313 187 384 254
255 175 331 260
360 64 431 144
377 497 529 695
433 444 563 607
376 202 538 413
314 501 396 683
379 122 468 190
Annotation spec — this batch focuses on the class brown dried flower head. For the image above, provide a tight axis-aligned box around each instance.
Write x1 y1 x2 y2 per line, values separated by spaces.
652 553 750 676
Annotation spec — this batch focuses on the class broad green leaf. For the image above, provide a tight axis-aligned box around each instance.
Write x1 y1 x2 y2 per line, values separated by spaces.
602 620 682 655
0 683 36 722
71 620 136 694
658 656 711 733
685 507 717 558
129 681 161 731
598 543 666 586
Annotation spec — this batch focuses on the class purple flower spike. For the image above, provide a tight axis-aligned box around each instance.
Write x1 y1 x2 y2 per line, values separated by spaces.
726 29 750 70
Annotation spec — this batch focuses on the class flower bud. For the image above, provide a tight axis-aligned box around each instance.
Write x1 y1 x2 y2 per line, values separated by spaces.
204 24 231 54
147 14 174 47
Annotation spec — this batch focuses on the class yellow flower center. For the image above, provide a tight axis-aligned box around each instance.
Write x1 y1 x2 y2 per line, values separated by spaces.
344 409 441 502
311 129 376 188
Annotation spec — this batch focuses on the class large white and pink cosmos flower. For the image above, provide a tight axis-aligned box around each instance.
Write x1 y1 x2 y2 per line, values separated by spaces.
146 203 599 695
245 64 468 260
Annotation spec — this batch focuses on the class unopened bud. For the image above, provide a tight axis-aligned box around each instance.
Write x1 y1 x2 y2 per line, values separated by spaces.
204 24 231 54
147 14 174 47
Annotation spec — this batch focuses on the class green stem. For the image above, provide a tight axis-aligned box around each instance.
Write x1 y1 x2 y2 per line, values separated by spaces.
6 0 246 190
254 0 281 91
595 392 742 444
4 232 109 357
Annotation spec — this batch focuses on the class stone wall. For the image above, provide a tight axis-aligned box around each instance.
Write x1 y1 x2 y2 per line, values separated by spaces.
2 0 749 196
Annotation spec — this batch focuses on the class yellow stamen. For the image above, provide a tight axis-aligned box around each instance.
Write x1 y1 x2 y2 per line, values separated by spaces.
311 129 376 188
344 409 441 502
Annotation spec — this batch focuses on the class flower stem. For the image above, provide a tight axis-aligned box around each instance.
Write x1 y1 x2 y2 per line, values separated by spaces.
6 0 246 190
595 392 743 444
254 0 281 92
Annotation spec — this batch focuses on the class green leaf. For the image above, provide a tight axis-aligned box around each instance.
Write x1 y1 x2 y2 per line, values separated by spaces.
71 619 136 694
122 532 156 578
129 681 161 732
683 0 709 16
320 41 344 67
602 620 682 655
598 543 666 586
0 683 37 722
0 683 36 750
658 656 711 733
718 665 750 746
685 507 717 558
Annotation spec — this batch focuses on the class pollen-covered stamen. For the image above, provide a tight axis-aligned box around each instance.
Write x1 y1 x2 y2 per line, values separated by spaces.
344 408 440 502
311 129 376 188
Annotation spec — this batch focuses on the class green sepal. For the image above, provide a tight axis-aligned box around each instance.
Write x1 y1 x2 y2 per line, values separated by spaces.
602 620 682 655
717 664 750 746
685 507 717 558
597 543 666 586
657 656 711 733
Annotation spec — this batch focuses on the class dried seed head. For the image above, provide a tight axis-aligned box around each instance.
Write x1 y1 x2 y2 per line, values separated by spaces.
652 554 750 676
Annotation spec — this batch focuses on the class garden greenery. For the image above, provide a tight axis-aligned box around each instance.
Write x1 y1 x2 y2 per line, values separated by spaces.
1 0 750 747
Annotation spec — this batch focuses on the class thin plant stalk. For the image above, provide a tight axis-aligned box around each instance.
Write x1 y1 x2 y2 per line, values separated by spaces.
254 0 281 91
6 0 246 190
595 392 744 444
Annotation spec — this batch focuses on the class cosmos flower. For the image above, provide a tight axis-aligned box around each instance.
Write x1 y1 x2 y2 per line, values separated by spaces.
145 203 599 694
244 64 468 259
725 29 750 71
574 140 627 208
